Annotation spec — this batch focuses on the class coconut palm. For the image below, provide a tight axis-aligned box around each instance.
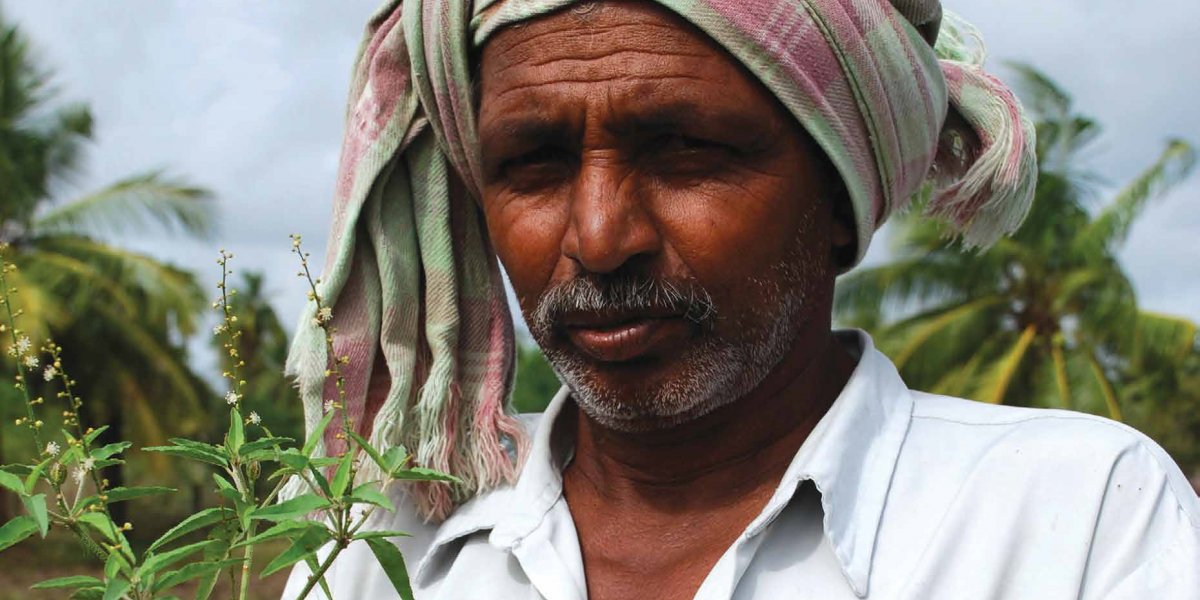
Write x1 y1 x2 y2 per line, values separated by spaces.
834 63 1197 421
0 11 215 520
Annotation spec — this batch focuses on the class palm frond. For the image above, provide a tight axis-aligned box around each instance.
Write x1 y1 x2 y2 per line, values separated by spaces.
32 171 216 239
1085 347 1123 421
974 325 1037 404
1074 139 1197 256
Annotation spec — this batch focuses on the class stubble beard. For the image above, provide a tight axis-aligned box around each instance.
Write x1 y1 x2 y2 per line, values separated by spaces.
527 238 821 433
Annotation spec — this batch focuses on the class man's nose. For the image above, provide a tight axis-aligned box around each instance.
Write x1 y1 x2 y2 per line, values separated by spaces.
561 159 661 274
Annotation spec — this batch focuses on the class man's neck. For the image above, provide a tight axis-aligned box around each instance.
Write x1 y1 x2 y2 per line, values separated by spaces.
563 329 858 512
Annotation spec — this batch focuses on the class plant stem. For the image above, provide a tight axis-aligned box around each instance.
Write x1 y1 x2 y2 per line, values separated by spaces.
294 540 346 600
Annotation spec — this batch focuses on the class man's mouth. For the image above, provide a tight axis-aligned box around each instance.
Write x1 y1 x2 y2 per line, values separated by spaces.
562 309 691 363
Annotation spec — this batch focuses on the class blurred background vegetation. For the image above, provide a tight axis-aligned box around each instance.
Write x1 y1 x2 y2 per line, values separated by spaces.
0 7 1196 597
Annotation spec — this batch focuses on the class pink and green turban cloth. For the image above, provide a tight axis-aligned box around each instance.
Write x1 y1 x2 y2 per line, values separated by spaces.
283 0 1038 520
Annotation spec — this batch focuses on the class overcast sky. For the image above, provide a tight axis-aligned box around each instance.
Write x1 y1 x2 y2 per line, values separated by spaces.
5 1 1199 363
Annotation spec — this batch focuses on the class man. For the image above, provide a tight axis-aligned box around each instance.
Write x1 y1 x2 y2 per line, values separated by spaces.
284 0 1200 598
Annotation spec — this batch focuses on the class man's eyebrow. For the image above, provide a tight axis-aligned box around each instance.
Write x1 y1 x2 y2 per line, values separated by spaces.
605 100 769 138
480 112 573 149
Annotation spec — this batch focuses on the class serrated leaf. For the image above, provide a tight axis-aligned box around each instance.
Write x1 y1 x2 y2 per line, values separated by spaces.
348 483 394 512
144 445 228 468
365 537 416 600
152 558 242 593
303 411 335 457
31 575 104 590
22 493 49 537
0 516 37 551
347 431 386 472
0 469 25 495
139 539 219 579
103 486 176 503
307 464 333 498
147 507 232 554
391 467 460 484
231 520 324 549
91 441 132 460
239 436 294 455
251 493 328 522
260 527 332 578
278 449 309 471
330 451 353 498
227 408 244 455
352 530 412 541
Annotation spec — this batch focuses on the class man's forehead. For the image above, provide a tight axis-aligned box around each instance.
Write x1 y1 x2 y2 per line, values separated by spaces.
478 0 723 77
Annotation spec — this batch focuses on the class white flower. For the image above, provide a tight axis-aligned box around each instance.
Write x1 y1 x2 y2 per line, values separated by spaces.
224 390 240 405
80 456 96 472
213 324 225 336
15 336 31 354
247 411 261 425
71 467 87 485
323 399 335 414
317 307 333 323
23 355 38 368
45 442 60 456
43 366 57 381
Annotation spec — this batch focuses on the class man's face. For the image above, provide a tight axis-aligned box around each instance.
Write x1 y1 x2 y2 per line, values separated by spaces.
477 1 849 432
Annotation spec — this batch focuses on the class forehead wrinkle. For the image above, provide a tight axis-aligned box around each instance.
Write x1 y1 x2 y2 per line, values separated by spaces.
487 72 710 106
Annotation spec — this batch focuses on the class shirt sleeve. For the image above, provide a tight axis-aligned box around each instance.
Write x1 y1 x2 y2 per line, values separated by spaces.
1080 435 1200 600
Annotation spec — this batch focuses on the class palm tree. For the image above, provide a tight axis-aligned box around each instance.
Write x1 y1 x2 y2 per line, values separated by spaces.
835 64 1197 422
1 11 216 521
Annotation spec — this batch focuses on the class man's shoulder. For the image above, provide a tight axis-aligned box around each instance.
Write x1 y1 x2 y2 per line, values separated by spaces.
903 390 1199 527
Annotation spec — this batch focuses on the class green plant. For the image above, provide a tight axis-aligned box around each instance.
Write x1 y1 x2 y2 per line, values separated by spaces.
0 238 455 599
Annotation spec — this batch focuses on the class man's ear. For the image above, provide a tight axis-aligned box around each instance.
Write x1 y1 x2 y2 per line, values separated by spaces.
825 171 857 269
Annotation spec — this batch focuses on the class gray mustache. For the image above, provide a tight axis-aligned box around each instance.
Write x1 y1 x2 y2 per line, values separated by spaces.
532 274 717 333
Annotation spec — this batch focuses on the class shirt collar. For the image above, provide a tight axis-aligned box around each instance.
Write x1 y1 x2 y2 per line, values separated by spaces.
418 330 914 597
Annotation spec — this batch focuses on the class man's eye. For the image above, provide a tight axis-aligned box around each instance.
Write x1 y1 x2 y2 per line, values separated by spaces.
504 146 572 170
649 134 726 154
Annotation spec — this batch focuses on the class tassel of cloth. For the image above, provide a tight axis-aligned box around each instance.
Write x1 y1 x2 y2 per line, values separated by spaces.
925 12 1039 248
280 0 527 521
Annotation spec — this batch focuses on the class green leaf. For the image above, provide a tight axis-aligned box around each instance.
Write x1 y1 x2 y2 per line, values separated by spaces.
365 537 416 600
303 411 335 457
251 493 329 522
260 527 332 577
102 576 130 600
352 530 412 541
391 467 460 484
307 464 333 498
278 449 310 471
381 446 409 473
103 551 126 581
79 512 120 544
139 539 219 579
84 426 110 445
348 483 395 512
24 455 56 493
147 507 232 554
22 493 49 537
231 520 323 549
144 445 228 468
69 587 105 600
330 451 353 498
103 486 176 503
227 408 244 455
91 441 132 460
0 469 25 495
348 431 386 472
211 473 240 504
152 559 242 594
0 516 38 551
304 554 334 599
239 436 294 455
31 575 104 590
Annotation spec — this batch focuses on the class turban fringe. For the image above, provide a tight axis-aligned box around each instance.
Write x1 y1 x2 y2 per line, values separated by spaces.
283 0 1037 520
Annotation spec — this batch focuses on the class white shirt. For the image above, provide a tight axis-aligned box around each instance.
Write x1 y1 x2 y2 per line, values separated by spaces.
284 331 1200 599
